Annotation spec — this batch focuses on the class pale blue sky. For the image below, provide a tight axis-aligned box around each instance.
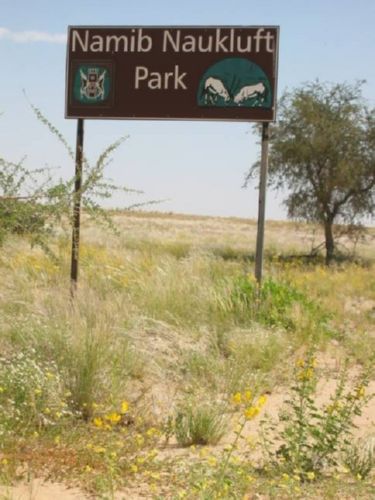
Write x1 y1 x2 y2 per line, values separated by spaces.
1 0 374 219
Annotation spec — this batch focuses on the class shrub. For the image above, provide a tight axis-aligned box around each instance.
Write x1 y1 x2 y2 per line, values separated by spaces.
0 199 47 238
221 275 328 331
262 351 372 479
344 435 375 479
0 349 76 442
173 402 228 447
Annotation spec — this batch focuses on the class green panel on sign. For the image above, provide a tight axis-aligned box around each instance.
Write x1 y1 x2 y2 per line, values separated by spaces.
73 65 111 104
197 58 272 108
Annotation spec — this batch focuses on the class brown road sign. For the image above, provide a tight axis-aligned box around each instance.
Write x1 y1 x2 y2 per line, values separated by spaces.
65 26 279 122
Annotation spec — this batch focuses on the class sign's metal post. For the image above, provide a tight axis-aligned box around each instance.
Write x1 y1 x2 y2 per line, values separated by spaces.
255 122 270 286
70 118 84 298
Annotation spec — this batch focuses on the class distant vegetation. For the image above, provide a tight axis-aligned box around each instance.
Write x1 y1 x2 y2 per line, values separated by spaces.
247 81 375 264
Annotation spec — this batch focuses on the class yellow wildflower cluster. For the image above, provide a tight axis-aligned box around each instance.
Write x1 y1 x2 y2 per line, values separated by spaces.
92 400 129 430
244 395 267 421
295 356 316 382
231 390 252 406
231 390 267 421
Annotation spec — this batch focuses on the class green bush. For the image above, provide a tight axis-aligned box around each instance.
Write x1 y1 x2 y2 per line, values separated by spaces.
225 275 328 331
173 403 228 447
0 199 47 239
262 351 372 479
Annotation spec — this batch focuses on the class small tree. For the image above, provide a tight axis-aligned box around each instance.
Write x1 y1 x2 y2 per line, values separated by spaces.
246 81 375 264
0 106 140 248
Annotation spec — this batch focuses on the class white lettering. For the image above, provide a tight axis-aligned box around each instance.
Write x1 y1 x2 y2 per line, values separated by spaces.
72 30 88 52
174 65 187 89
265 31 274 52
237 35 252 53
130 30 136 52
134 65 187 90
229 29 235 52
197 35 212 52
135 66 148 89
149 71 162 89
215 29 229 52
105 35 128 52
163 30 180 52
138 29 152 52
90 35 103 52
254 28 264 52
182 35 195 52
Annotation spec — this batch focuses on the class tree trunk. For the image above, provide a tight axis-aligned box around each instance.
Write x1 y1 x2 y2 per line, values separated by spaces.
324 219 335 265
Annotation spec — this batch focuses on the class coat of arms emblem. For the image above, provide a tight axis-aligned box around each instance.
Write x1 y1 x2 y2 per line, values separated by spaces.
73 65 111 104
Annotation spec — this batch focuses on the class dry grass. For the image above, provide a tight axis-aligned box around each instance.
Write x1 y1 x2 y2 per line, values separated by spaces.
0 211 374 498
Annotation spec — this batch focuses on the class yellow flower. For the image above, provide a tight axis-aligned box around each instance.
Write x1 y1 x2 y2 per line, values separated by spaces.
257 395 267 407
306 471 315 481
34 388 42 396
207 456 218 467
244 390 252 402
44 407 51 415
232 392 242 404
298 368 314 381
244 406 260 420
93 417 103 428
146 427 158 437
121 401 129 414
136 434 145 446
356 386 365 399
84 465 92 473
54 436 61 445
93 446 106 454
130 464 138 473
1 458 8 465
0 387 4 393
105 412 121 424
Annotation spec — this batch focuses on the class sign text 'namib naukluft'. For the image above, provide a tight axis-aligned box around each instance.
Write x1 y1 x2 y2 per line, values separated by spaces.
65 26 279 122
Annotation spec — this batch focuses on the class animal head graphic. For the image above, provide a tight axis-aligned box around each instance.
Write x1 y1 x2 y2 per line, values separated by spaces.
197 58 272 108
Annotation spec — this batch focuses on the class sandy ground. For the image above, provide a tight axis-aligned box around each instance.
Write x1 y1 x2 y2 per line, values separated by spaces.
2 363 373 499
0 480 89 499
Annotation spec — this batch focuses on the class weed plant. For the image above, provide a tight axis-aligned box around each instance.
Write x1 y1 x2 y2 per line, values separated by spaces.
172 402 228 447
261 351 373 479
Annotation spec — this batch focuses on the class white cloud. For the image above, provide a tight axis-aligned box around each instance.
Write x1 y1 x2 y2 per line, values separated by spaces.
0 27 66 44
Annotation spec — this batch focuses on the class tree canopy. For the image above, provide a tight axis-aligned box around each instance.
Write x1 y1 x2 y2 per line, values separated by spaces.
248 81 375 263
